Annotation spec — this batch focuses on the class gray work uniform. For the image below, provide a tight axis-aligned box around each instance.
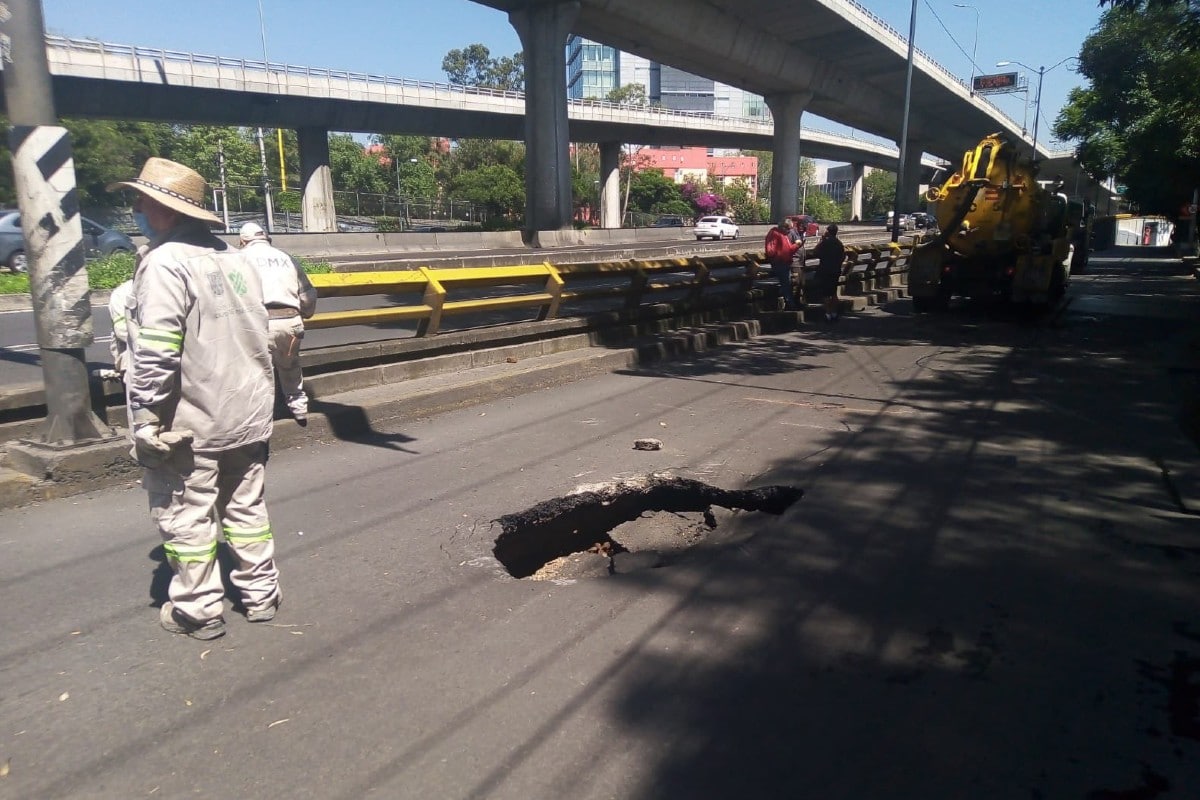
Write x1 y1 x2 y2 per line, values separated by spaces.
243 240 317 417
126 221 279 624
107 279 133 378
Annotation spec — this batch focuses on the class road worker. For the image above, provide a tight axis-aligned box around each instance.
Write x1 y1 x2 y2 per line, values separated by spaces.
238 221 317 426
109 157 281 640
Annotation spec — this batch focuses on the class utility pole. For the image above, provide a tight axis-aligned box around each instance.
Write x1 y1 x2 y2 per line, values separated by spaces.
256 126 275 233
0 0 112 453
217 139 231 233
891 0 918 244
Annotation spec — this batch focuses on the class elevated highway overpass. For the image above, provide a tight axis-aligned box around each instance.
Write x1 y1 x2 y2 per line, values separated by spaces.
6 4 1108 234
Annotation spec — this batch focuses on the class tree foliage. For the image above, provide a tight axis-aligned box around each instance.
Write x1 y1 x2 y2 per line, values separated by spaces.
449 163 524 218
862 170 896 219
625 170 689 217
1055 1 1200 214
803 190 844 223
606 84 647 105
724 178 768 224
441 44 524 92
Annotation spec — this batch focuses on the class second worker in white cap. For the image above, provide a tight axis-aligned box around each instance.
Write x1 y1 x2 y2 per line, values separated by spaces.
238 222 318 425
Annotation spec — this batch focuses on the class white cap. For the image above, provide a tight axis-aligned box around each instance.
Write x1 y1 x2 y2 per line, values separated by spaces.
239 221 268 244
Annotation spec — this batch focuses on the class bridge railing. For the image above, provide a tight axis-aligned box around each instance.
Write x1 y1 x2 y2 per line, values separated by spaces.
41 34 905 148
305 240 919 336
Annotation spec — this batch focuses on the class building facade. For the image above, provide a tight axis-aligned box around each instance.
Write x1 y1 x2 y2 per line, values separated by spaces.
567 35 766 119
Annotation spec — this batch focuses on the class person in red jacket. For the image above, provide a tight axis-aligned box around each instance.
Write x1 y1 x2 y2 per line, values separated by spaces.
764 219 801 310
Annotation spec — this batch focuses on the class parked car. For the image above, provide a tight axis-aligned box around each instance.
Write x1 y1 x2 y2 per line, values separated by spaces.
650 215 687 228
881 213 915 231
694 215 739 241
911 212 933 229
0 210 135 273
788 214 820 238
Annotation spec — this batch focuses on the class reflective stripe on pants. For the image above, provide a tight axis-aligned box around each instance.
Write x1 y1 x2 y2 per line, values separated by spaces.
146 441 279 623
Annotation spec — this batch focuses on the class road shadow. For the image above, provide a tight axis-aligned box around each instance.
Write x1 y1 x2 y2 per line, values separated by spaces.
308 397 419 452
587 253 1200 798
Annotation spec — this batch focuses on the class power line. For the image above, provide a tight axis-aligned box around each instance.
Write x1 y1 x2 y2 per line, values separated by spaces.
922 0 980 77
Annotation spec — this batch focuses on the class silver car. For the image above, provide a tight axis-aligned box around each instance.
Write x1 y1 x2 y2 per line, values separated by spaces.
0 210 135 273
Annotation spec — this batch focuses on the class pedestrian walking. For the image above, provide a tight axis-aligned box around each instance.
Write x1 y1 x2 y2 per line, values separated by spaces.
764 219 801 310
811 224 847 322
238 222 317 426
109 157 281 640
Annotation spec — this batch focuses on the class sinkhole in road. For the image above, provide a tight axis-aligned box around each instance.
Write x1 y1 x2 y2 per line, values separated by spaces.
492 475 803 580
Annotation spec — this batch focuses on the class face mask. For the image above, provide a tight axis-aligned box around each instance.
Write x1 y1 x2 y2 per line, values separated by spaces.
132 211 156 239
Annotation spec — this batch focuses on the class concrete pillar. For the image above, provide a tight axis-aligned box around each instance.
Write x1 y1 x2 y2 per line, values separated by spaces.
599 141 621 229
298 127 337 233
850 162 865 222
509 2 580 236
765 92 813 221
897 142 926 213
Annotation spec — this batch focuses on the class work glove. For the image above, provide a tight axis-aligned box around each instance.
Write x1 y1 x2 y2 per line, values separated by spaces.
96 368 124 382
130 406 194 468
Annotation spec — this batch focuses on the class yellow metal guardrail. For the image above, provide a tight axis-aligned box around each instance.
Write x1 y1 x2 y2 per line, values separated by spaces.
306 240 921 336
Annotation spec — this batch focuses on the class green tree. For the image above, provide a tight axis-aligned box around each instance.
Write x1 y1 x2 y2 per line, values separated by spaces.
862 170 896 219
723 178 768 224
442 44 524 91
626 169 689 216
328 133 389 195
166 125 261 187
804 190 844 223
1054 1 1199 216
606 84 647 105
450 163 524 219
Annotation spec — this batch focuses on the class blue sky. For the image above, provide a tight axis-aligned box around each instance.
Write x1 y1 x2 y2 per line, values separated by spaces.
41 0 1105 152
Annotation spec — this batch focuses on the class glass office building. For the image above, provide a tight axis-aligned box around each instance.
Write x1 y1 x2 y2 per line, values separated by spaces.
566 35 764 119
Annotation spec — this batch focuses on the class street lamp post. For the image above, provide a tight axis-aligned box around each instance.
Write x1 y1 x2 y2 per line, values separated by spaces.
953 4 980 96
996 56 1078 161
891 0 918 244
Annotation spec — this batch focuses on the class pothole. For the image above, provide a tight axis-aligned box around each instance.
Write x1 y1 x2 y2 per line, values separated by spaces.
492 475 803 579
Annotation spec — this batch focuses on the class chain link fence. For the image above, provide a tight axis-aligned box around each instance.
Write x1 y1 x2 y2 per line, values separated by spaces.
214 185 493 233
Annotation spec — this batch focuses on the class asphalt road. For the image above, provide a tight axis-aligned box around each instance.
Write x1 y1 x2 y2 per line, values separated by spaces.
0 227 900 391
2 249 1198 798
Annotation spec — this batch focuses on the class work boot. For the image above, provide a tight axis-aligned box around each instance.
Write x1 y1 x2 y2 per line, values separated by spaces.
245 590 282 623
159 602 226 640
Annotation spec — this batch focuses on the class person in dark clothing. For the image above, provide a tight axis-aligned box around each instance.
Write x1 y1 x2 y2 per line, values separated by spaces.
764 219 801 310
811 224 847 321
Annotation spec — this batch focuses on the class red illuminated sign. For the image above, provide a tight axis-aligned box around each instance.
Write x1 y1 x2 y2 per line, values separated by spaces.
973 72 1020 92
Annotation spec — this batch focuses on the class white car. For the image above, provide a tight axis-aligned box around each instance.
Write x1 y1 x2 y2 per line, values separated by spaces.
694 215 739 241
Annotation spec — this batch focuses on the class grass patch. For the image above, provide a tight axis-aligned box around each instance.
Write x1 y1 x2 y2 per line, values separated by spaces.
0 254 335 294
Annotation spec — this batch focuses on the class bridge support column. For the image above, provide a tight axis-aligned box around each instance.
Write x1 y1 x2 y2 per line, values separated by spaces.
599 141 621 229
298 127 337 233
849 162 865 221
897 142 926 213
509 2 579 238
765 91 813 221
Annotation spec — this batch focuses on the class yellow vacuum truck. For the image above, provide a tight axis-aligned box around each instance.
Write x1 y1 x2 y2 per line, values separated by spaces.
909 132 1092 312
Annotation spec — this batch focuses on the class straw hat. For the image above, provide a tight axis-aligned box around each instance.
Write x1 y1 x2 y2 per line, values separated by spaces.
107 157 221 225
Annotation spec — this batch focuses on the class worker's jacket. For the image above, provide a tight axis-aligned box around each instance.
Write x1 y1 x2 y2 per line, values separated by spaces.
243 240 317 318
125 221 273 452
764 227 799 267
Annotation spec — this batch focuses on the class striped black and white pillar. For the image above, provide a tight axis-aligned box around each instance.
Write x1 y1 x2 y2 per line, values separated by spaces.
2 0 110 445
